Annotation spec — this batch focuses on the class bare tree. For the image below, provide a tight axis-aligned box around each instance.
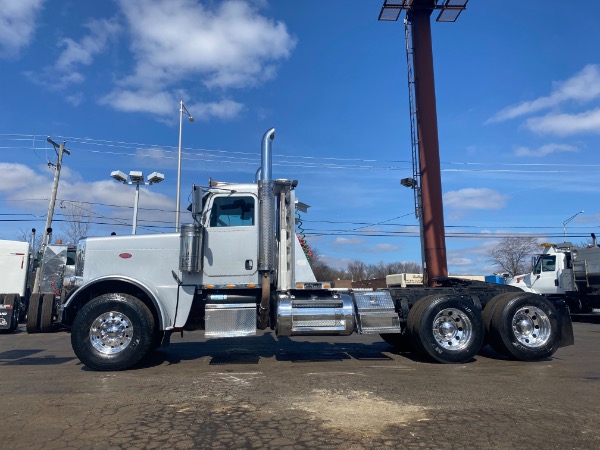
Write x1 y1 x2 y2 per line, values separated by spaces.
309 248 347 281
347 260 369 281
16 228 42 252
488 236 540 277
59 201 93 244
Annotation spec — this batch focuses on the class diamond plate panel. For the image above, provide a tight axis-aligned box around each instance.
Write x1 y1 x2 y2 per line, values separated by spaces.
205 303 256 337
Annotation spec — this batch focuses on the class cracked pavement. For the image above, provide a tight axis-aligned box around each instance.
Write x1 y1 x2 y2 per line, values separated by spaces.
1 317 599 449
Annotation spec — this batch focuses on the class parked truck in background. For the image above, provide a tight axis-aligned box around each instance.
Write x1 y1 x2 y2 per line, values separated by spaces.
26 242 76 333
0 232 76 334
0 239 31 333
508 237 600 313
58 129 574 371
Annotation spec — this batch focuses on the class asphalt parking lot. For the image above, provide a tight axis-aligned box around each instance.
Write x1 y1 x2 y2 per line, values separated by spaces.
1 317 599 450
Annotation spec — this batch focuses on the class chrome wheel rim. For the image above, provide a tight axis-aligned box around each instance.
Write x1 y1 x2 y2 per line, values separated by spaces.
432 308 473 351
511 306 551 348
90 311 133 355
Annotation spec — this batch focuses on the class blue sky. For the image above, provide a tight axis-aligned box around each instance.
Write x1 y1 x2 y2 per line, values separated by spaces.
1 0 599 275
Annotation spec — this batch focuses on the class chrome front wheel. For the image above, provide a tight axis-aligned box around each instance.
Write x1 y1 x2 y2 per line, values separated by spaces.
71 293 155 371
90 311 134 355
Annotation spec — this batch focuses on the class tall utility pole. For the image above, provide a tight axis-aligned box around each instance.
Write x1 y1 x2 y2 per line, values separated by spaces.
32 137 70 294
42 137 70 247
379 0 469 285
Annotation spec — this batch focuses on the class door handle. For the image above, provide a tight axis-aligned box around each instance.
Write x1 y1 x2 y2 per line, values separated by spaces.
245 259 253 270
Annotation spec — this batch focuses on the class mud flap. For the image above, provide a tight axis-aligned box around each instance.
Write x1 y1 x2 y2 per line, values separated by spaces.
553 299 575 347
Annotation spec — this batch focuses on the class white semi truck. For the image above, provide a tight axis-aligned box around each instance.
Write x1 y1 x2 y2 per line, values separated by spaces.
0 239 30 332
0 233 76 334
508 237 600 313
58 129 574 371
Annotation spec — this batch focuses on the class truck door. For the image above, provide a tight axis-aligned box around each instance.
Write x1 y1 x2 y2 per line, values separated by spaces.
531 254 560 294
202 194 259 282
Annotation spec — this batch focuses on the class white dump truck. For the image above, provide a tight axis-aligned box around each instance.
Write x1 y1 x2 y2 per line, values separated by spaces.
58 129 574 371
508 237 600 313
0 239 31 333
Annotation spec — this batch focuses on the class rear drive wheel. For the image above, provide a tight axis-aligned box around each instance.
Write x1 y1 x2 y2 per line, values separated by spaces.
408 295 484 364
71 293 155 371
40 294 55 332
489 293 560 361
26 293 42 333
482 292 519 345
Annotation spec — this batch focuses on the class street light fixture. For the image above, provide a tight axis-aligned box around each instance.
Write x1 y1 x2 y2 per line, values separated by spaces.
563 210 584 241
176 100 195 232
111 170 165 235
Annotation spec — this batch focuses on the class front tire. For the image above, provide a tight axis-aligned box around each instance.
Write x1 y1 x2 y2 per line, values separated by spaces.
71 293 155 371
489 293 560 361
408 294 484 363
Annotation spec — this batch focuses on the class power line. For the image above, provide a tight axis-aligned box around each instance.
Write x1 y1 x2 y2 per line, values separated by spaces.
3 134 600 173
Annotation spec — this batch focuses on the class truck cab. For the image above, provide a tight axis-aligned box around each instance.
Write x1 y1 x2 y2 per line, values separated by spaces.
508 244 571 296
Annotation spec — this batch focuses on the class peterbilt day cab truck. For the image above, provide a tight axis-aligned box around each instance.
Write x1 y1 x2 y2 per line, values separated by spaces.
508 238 600 313
58 129 574 371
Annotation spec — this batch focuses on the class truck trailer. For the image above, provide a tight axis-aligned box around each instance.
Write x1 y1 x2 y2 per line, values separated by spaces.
508 238 600 313
58 129 574 371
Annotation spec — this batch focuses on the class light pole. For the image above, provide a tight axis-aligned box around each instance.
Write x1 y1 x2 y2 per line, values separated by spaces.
176 100 194 232
563 210 584 241
111 170 165 234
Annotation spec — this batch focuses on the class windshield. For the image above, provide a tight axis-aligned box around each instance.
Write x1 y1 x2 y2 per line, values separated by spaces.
533 255 556 274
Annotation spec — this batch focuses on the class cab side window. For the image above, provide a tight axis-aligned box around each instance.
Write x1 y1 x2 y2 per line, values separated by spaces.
541 256 556 272
209 196 255 227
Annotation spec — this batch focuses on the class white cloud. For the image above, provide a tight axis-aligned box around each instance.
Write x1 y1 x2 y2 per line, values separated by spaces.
514 143 578 157
55 18 120 71
116 0 296 90
320 254 355 270
525 108 600 136
0 0 44 57
447 256 473 267
100 89 174 115
191 100 245 121
365 243 400 253
0 162 174 231
444 188 508 210
488 65 600 123
99 0 295 118
25 17 120 91
333 237 364 247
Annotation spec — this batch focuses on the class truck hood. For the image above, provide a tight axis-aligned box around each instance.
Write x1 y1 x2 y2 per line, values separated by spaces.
506 274 534 292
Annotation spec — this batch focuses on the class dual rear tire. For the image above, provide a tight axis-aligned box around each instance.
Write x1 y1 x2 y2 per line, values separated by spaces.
382 292 561 363
484 292 560 360
26 293 55 333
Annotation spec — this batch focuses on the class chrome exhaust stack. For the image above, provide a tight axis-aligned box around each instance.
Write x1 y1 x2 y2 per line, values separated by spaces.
258 128 275 328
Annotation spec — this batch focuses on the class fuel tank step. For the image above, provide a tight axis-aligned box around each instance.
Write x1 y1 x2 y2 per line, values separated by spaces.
276 293 355 336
